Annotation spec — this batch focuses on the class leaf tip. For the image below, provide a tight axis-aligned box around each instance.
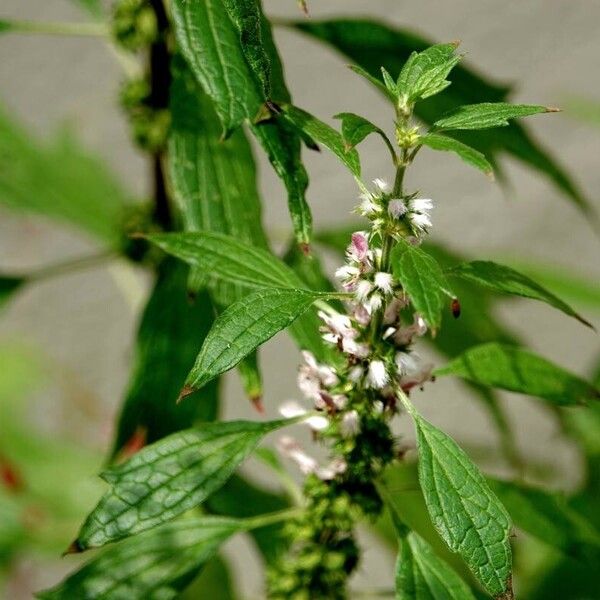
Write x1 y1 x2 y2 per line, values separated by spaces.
62 539 84 556
451 297 461 318
177 384 196 403
545 106 561 113
251 395 265 414
299 242 311 256
450 39 462 48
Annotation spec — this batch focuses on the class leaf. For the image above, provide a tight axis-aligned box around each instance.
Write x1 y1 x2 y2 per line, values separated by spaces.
185 287 326 391
407 407 513 597
110 259 219 458
349 64 396 100
281 105 361 176
238 350 263 405
395 529 477 600
289 19 592 216
181 555 238 600
334 112 395 157
0 276 25 310
391 241 451 330
147 232 302 291
169 57 268 301
487 478 600 560
434 103 554 131
435 343 600 406
74 419 292 549
38 517 243 599
0 105 127 245
448 260 593 328
397 43 461 103
421 133 493 177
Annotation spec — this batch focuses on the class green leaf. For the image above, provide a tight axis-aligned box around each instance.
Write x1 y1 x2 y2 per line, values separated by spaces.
448 260 593 328
391 241 451 330
397 43 461 103
238 350 263 405
185 287 326 392
290 19 592 216
281 105 361 177
435 342 600 406
0 105 127 245
406 406 513 597
349 64 396 100
38 516 243 599
421 133 493 177
74 419 292 549
434 103 554 131
0 276 25 310
334 112 395 158
395 528 477 600
487 478 600 560
181 555 238 600
110 259 219 458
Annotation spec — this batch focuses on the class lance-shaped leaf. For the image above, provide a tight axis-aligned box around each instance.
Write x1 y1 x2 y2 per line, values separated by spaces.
434 103 554 131
185 287 326 392
349 64 395 101
391 241 452 330
395 528 477 600
110 260 219 458
435 343 600 406
404 403 513 598
334 112 396 159
289 19 592 216
73 419 294 550
397 43 462 103
421 133 493 177
281 105 361 177
39 517 243 599
448 260 593 328
488 478 600 560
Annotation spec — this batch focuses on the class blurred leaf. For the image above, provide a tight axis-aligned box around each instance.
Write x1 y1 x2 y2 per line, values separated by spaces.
289 19 592 215
238 350 263 406
111 259 219 457
406 405 513 597
39 516 244 600
184 288 328 392
0 275 25 310
69 0 103 17
448 260 593 328
436 342 600 406
0 105 127 244
181 555 238 600
421 133 493 177
434 103 552 131
281 105 361 176
75 419 294 550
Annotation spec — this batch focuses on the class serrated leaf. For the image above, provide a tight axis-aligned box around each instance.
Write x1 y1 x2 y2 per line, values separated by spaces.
448 260 593 328
397 43 461 103
281 105 361 177
290 19 593 216
38 516 243 599
487 478 600 560
185 287 325 391
395 528 477 600
421 133 493 177
434 103 552 131
110 260 219 458
391 241 451 330
0 275 25 310
334 112 395 157
408 408 513 597
74 419 292 549
435 342 600 406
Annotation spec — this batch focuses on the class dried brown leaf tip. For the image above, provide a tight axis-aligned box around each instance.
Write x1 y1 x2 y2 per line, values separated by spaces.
177 384 196 403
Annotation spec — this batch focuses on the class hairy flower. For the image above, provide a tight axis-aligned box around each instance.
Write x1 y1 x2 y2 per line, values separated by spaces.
374 271 394 294
279 400 329 431
340 410 361 437
367 359 389 389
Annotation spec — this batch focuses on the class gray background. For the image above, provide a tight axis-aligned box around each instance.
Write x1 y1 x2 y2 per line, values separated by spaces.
1 0 599 597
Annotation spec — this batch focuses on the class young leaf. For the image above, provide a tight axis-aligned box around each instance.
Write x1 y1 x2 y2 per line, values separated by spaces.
110 260 219 458
405 405 513 598
421 133 494 177
334 112 396 159
448 260 593 328
281 105 361 176
434 103 554 131
348 64 396 100
73 419 293 550
395 529 477 600
397 43 461 103
391 241 452 330
435 343 600 406
38 517 243 599
184 287 326 392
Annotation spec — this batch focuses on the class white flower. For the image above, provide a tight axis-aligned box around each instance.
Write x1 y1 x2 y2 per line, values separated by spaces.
358 196 381 216
340 410 360 437
353 303 371 326
297 351 338 399
409 198 433 212
400 362 434 391
395 351 419 375
341 337 370 358
365 292 383 314
335 265 360 289
388 199 407 219
374 271 394 294
276 436 318 475
278 400 329 431
355 279 374 301
367 359 389 389
348 365 364 382
317 457 347 480
410 212 432 230
383 327 396 340
332 394 348 410
373 178 391 194
318 310 356 341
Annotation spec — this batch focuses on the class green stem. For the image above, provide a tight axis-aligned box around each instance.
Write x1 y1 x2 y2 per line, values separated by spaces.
243 507 303 531
0 19 109 37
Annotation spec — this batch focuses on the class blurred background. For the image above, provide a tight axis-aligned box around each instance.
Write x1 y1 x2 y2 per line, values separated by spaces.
1 1 599 598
